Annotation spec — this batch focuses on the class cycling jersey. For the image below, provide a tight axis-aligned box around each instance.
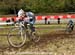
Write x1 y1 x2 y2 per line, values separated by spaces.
26 12 35 24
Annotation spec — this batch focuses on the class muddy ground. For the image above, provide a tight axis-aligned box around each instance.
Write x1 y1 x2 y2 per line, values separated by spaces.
0 28 75 55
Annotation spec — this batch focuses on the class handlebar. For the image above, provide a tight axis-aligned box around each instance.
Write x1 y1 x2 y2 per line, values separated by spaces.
15 22 24 27
15 22 30 27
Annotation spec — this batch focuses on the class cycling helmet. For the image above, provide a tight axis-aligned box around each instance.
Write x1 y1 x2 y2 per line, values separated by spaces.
18 9 25 17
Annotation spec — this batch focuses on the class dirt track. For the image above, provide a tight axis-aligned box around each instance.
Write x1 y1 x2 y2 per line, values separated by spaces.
0 30 75 55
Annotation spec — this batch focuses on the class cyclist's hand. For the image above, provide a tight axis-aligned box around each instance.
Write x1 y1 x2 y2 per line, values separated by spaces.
27 24 30 26
15 23 19 27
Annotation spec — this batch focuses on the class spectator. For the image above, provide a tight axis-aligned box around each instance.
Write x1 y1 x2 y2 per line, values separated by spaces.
6 19 10 26
44 17 47 24
48 21 50 24
11 18 15 25
57 18 60 24
11 18 15 22
47 18 50 24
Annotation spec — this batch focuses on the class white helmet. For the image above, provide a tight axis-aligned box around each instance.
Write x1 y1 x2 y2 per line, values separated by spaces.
18 9 25 17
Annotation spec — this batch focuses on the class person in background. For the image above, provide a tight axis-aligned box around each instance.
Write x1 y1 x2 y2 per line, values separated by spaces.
44 17 47 24
67 19 74 31
6 19 10 26
57 18 60 24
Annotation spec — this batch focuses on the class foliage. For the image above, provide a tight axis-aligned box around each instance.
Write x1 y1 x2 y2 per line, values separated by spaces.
0 0 75 15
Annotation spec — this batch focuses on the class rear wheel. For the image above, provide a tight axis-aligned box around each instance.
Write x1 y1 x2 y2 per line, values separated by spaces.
7 28 27 48
31 31 40 42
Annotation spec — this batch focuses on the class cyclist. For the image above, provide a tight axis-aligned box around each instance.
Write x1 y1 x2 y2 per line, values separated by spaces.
17 9 36 33
67 19 74 31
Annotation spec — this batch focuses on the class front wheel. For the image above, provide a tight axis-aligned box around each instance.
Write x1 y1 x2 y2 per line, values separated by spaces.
7 27 27 48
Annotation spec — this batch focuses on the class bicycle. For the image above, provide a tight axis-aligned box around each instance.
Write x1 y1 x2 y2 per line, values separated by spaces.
7 22 40 48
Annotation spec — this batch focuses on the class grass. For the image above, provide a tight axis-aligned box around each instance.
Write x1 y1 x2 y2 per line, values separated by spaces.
35 24 66 27
0 24 66 34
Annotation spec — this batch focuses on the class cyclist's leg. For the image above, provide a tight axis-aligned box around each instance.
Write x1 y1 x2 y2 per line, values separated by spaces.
29 24 40 42
30 24 35 33
24 22 27 29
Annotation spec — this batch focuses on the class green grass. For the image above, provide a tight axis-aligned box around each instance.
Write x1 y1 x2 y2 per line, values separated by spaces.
35 24 66 34
35 24 66 28
0 24 67 34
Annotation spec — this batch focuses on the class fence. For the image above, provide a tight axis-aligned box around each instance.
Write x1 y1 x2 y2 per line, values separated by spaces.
0 14 75 24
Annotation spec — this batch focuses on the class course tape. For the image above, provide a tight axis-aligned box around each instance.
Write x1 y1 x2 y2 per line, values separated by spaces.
0 14 75 21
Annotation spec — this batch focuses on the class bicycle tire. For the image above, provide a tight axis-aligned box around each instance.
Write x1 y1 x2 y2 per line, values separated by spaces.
7 27 27 48
31 31 40 42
